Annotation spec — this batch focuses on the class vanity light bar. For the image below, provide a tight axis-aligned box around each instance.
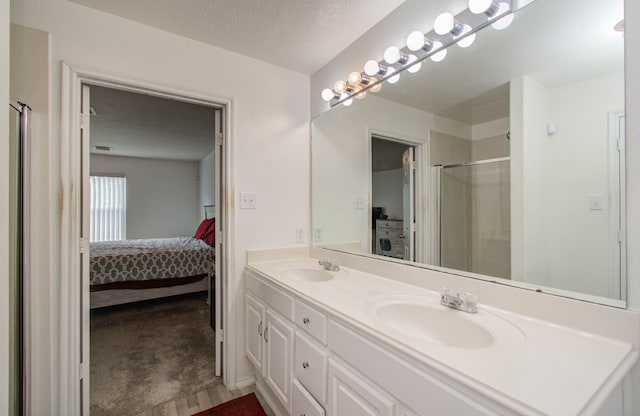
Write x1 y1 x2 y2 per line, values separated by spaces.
321 0 514 107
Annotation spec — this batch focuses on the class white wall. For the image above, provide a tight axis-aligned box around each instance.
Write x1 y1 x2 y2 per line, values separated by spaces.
1 0 10 414
11 0 310 410
199 150 215 221
90 155 200 239
511 71 624 298
372 168 403 220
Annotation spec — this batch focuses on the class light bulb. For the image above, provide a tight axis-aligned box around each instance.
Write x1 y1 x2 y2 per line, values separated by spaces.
364 60 381 76
384 46 401 64
430 41 447 62
469 0 497 15
348 72 363 86
491 3 514 30
434 12 461 36
386 67 400 84
456 25 476 48
406 31 424 51
321 88 336 102
354 86 367 100
407 55 422 73
334 80 348 93
340 92 353 107
369 77 382 93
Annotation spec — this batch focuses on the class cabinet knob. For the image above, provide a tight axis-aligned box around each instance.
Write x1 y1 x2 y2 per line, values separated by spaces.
302 317 310 324
302 361 309 369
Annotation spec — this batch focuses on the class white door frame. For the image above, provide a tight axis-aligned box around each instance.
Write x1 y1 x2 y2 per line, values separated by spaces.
59 63 235 415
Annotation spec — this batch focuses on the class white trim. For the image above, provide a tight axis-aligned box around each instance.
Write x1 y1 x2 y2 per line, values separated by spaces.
608 111 626 301
59 63 236 414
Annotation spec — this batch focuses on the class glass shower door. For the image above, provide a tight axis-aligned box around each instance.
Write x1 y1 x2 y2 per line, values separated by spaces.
439 158 511 279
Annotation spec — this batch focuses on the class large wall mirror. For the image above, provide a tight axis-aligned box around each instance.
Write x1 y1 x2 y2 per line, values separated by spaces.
311 0 626 306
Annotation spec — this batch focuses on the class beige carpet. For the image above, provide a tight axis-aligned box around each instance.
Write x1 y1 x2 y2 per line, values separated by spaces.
90 292 216 416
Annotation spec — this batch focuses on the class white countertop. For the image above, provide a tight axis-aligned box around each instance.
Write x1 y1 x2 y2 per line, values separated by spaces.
247 256 638 416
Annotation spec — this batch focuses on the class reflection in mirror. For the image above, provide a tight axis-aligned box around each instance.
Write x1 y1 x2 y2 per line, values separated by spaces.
311 0 626 306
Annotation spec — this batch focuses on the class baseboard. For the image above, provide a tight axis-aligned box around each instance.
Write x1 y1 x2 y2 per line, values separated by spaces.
234 374 256 390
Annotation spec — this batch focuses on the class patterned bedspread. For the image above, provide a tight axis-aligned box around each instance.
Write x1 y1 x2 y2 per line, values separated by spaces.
90 237 215 286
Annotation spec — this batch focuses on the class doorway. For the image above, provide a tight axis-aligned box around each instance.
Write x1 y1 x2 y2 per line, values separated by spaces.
59 65 231 415
370 135 418 262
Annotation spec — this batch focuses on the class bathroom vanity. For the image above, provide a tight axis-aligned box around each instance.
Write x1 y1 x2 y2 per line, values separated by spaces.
245 249 638 416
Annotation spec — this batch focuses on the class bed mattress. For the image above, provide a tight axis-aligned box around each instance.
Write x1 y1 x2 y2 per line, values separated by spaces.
90 237 214 288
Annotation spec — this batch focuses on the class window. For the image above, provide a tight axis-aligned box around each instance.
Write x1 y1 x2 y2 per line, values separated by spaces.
90 175 126 242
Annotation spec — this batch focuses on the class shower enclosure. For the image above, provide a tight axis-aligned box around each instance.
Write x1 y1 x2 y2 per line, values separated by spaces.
436 157 511 279
9 101 30 415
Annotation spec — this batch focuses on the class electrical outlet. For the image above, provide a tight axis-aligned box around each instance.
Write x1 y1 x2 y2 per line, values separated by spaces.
296 228 305 244
240 192 257 209
313 227 323 242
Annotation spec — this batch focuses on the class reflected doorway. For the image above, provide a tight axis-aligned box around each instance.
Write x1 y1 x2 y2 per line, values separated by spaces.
370 135 417 261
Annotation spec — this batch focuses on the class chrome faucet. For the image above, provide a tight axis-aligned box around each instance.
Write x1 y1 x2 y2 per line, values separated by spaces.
440 287 478 313
318 259 340 271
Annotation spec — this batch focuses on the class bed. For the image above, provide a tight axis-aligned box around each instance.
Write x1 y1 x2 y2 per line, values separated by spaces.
90 214 216 308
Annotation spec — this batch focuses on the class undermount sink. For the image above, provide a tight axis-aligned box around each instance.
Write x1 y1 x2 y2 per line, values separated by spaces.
369 294 525 349
278 266 334 282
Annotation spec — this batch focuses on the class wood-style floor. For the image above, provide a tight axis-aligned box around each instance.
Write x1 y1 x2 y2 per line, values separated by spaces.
135 379 275 416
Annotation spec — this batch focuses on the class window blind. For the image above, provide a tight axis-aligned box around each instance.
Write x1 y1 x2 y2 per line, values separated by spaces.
90 175 126 242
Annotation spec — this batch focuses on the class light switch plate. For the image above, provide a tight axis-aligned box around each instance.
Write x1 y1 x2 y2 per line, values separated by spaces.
588 194 605 211
296 228 305 244
240 192 257 209
354 196 365 210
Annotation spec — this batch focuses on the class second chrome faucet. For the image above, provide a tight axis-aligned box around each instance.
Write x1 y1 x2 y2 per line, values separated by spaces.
318 259 340 271
440 287 478 313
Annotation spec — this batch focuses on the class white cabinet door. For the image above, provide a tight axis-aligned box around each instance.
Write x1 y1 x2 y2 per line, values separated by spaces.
327 358 395 416
265 308 295 413
245 293 266 376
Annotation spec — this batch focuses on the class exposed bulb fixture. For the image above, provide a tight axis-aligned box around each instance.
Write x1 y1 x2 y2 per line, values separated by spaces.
383 46 408 65
469 0 498 16
354 86 367 99
369 77 382 93
456 25 476 48
491 3 513 30
434 12 463 36
364 60 387 77
407 55 421 73
406 31 434 53
430 41 447 62
348 71 363 86
334 80 348 93
341 92 353 107
386 67 400 84
321 88 336 102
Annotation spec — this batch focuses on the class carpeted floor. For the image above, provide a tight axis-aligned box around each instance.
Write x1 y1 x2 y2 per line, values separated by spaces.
90 292 216 416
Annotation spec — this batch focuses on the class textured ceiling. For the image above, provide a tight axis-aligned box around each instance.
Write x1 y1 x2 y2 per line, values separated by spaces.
89 85 216 161
70 0 405 74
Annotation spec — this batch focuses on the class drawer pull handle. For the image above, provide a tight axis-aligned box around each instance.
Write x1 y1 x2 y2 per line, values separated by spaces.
302 317 310 324
258 321 263 336
302 361 309 369
264 327 269 342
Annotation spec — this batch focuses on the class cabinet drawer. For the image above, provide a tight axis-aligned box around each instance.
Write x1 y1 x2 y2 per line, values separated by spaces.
295 300 327 344
295 331 328 404
377 220 401 229
377 228 399 239
293 378 325 416
247 271 293 320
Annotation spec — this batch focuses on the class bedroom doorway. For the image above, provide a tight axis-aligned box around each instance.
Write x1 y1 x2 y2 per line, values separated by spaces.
64 71 231 415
